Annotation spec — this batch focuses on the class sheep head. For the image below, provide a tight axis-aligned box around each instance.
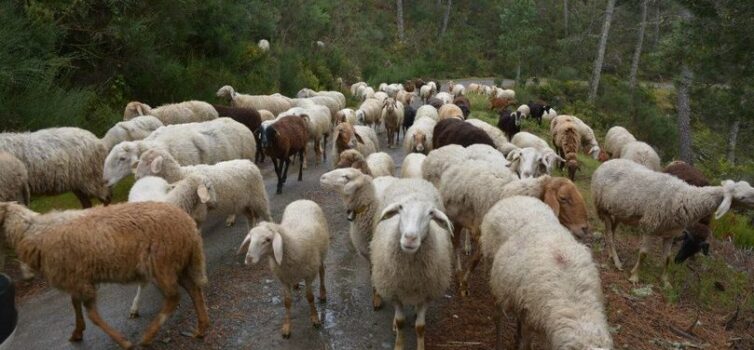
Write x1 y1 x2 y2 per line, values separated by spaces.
597 149 610 162
674 223 711 263
123 101 151 120
135 148 175 179
320 168 371 197
238 222 284 265
216 85 236 100
565 153 580 181
716 180 754 219
413 131 427 153
508 147 541 179
542 177 590 238
104 141 142 187
336 149 364 169
335 123 359 150
378 201 453 254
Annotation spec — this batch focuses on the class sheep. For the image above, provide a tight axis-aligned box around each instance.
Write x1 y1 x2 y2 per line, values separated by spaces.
489 97 513 112
438 103 464 121
400 153 426 179
211 104 262 135
396 90 415 107
319 169 398 310
551 119 582 180
373 91 389 104
331 122 379 166
592 159 754 287
516 104 531 118
258 109 275 122
494 88 516 100
258 39 270 51
370 178 453 350
464 118 517 156
360 87 376 101
382 98 405 148
386 83 404 98
101 116 164 151
279 106 332 167
452 96 471 119
356 98 383 128
1 127 111 208
433 118 496 149
379 83 389 93
300 95 341 122
435 91 453 105
510 132 564 174
415 105 439 121
350 82 368 97
335 108 358 125
262 116 309 194
402 105 417 135
336 150 394 178
450 83 465 98
335 149 373 175
467 83 480 94
419 85 434 104
620 141 662 171
507 146 564 179
427 97 444 110
297 88 347 109
0 202 209 349
550 115 601 158
403 117 437 154
483 196 612 350
0 152 29 205
134 148 272 227
426 81 438 94
496 109 522 139
216 85 292 115
422 144 510 188
541 105 558 123
104 118 255 187
238 200 329 338
123 101 218 125
604 126 636 158
664 160 712 262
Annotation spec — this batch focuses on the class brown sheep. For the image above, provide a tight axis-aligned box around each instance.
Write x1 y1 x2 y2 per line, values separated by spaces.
382 98 403 148
211 104 262 134
336 149 372 176
664 161 713 263
433 118 495 149
489 97 513 112
552 120 582 180
263 116 309 194
0 202 209 349
331 122 378 166
453 96 471 118
438 104 465 121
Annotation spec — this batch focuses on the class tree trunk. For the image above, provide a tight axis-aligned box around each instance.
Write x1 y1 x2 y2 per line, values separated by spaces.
563 0 569 36
588 0 617 103
726 116 741 164
440 0 452 37
676 65 694 164
515 60 521 85
653 0 661 47
629 0 649 91
396 0 405 42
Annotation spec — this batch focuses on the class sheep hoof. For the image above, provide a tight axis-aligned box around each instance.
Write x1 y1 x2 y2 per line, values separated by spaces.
225 215 236 227
628 274 639 284
128 311 140 319
69 332 84 342
281 326 291 339
311 316 321 328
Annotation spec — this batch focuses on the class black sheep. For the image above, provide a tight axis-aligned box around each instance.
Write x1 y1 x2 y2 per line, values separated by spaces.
403 105 416 135
433 118 495 149
496 110 522 139
527 102 545 125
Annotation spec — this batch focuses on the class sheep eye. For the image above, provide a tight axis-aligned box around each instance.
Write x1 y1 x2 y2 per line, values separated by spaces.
265 238 271 243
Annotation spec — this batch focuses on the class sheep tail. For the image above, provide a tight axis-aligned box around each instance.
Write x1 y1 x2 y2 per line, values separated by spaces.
188 240 208 287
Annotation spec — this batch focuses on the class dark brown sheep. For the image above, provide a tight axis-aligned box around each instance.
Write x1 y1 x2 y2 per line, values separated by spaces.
263 116 309 194
427 97 444 110
432 118 495 149
489 97 513 112
664 160 713 263
211 105 261 133
453 96 471 119
552 121 582 181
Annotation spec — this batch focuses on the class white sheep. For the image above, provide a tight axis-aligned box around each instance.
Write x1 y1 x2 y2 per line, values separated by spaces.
123 101 218 125
422 144 510 187
450 84 465 98
419 85 434 104
381 98 404 148
400 153 427 178
415 105 439 121
366 152 395 177
335 108 358 125
592 159 754 287
516 104 531 117
360 86 376 101
378 83 389 92
350 82 368 97
396 90 416 106
104 117 255 187
373 91 389 104
541 106 558 123
483 196 613 350
356 98 383 128
370 178 453 350
258 109 275 122
216 85 292 115
279 106 332 167
620 141 661 171
258 39 270 51
604 126 636 158
0 127 111 208
510 132 562 176
296 89 347 110
238 200 329 338
403 117 437 155
464 118 517 155
101 116 164 150
135 148 272 227
435 91 453 105
0 152 29 205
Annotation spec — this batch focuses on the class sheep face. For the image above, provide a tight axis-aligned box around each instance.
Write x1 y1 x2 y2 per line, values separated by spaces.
509 148 542 179
320 168 368 196
356 110 366 124
589 145 601 159
336 150 363 169
543 178 590 238
134 149 170 179
379 201 453 254
335 123 360 150
104 142 140 187
413 131 427 153
238 223 283 265
716 180 754 219
674 224 711 263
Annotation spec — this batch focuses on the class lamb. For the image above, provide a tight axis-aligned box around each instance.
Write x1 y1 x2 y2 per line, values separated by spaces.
592 159 754 287
238 200 329 338
1 127 111 208
465 118 518 155
403 117 437 154
451 83 465 97
356 98 383 129
496 109 522 139
483 196 612 350
452 96 471 119
550 115 601 158
433 118 496 149
396 90 416 107
370 178 453 350
0 202 209 349
510 132 562 175
435 92 453 105
336 150 395 178
551 119 582 180
541 105 558 123
400 153 426 179
104 118 255 187
438 103 464 121
361 87 376 101
211 104 262 134
216 85 292 115
419 84 434 104
422 144 510 187
279 106 331 167
101 116 164 150
402 105 417 135
620 141 662 171
335 150 373 175
258 39 270 51
603 126 636 158
319 169 399 310
415 105 439 121
128 174 216 226
382 98 405 148
262 116 309 194
135 148 272 227
489 97 513 112
664 161 712 263
123 100 218 125
0 152 29 205
335 108 358 125
331 122 379 166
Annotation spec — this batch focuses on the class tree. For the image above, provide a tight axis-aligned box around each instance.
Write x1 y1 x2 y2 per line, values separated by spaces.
440 0 452 37
563 0 569 36
497 0 542 84
588 0 617 103
629 0 650 91
396 0 405 42
676 65 694 164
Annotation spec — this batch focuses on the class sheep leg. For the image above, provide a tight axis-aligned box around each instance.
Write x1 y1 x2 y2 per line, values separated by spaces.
322 134 328 161
660 236 674 289
602 215 623 270
273 158 284 194
370 264 382 310
314 137 322 166
129 283 146 318
179 276 210 338
140 293 180 345
415 302 427 350
460 248 482 297
281 285 293 338
305 280 321 328
297 150 305 181
392 301 406 350
225 214 237 227
318 263 327 301
629 234 652 284
73 190 93 209
282 159 290 184
83 297 133 349
463 228 472 255
494 306 504 350
69 297 86 342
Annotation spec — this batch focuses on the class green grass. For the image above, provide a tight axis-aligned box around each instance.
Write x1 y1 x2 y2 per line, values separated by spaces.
713 213 754 249
28 176 134 213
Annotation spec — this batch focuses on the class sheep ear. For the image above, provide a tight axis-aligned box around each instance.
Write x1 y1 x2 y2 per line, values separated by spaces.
150 156 164 174
506 149 521 162
237 234 251 256
431 208 454 234
379 203 402 222
272 231 284 265
136 104 145 116
197 184 210 203
715 180 736 219
354 133 365 144
543 187 561 216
